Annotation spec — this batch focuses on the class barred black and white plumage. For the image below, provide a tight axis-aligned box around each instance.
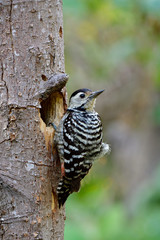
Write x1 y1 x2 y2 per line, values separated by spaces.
54 88 110 208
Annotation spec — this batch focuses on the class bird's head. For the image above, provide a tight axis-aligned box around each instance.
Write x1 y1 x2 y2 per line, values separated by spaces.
68 88 104 112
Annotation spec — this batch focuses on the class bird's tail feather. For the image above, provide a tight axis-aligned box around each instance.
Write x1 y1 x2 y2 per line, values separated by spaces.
57 177 71 208
57 176 81 208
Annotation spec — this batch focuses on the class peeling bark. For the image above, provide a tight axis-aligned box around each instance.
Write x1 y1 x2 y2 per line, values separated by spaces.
0 0 66 239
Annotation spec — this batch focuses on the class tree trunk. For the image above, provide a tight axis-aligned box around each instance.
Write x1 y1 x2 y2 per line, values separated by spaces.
0 0 67 239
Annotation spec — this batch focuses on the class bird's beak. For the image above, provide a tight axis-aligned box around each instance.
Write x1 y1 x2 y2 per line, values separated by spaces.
89 89 104 99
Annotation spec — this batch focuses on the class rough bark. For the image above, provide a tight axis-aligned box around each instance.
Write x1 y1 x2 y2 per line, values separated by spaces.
0 0 67 239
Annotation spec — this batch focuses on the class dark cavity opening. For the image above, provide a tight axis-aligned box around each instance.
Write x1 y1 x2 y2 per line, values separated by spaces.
40 92 56 126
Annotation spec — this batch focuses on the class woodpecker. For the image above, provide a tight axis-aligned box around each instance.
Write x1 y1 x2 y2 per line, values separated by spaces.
54 88 110 208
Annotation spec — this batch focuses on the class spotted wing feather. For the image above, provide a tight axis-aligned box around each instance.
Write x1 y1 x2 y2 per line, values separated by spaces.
57 111 103 207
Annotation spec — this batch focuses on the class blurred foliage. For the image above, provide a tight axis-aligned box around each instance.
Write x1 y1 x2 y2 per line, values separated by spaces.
63 0 160 91
63 0 160 239
64 165 160 240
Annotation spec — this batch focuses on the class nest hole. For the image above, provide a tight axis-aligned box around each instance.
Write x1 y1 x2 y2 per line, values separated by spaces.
40 92 56 126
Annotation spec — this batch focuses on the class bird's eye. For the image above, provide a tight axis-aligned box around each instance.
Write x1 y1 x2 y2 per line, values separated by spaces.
80 93 85 98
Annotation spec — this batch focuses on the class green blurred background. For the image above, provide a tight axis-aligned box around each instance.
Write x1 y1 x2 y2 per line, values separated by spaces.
62 0 160 239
